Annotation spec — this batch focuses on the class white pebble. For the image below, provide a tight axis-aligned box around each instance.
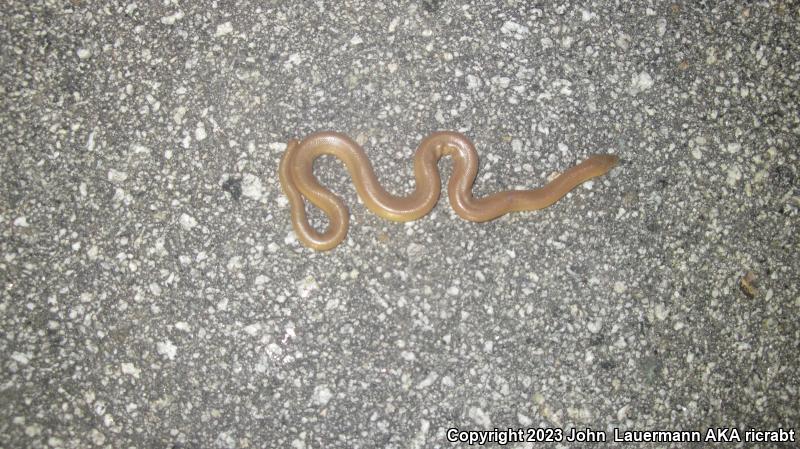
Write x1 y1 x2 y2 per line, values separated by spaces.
726 142 742 153
172 106 186 124
416 371 438 389
13 216 29 227
149 283 162 296
630 71 654 93
468 406 491 428
11 352 31 364
500 20 529 39
406 243 425 259
226 256 242 271
243 323 261 336
241 173 264 201
160 10 184 25
108 169 128 183
214 22 233 37
286 53 303 67
120 362 141 378
388 17 400 33
269 142 286 153
400 351 416 361
726 165 742 186
179 213 197 230
297 276 318 298
255 275 269 286
86 131 95 151
654 303 668 321
195 123 207 141
312 385 332 405
156 340 177 360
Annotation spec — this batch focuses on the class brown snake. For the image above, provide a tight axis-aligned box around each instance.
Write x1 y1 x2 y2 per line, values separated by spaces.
279 131 619 251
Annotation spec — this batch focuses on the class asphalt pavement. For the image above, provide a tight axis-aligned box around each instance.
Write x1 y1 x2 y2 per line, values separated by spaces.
2 1 798 448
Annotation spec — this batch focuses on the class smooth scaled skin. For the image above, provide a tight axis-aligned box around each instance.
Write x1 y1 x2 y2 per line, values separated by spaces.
279 131 619 251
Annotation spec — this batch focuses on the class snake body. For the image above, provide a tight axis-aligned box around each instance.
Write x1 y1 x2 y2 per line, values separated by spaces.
279 131 619 251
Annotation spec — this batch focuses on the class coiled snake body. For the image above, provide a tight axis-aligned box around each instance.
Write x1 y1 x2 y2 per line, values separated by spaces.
279 131 619 251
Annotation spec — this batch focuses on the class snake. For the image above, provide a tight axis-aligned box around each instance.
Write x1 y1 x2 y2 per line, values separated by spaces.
279 131 619 251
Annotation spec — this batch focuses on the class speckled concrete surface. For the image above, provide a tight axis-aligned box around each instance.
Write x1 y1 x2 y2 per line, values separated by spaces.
2 1 799 448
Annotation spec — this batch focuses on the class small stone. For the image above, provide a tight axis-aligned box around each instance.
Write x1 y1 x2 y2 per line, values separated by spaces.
120 362 141 378
131 143 150 155
215 22 233 37
269 142 286 153
706 47 717 64
226 256 243 271
726 142 742 153
416 371 438 389
241 174 263 201
631 71 654 93
500 20 529 39
160 10 184 25
172 106 186 124
86 131 95 151
11 352 31 364
195 123 207 141
149 283 162 296
726 165 742 186
297 276 318 298
285 53 302 68
89 429 105 445
312 385 332 405
406 243 425 259
179 213 197 230
156 340 177 360
654 303 668 321
468 406 491 427
108 169 128 183
243 323 261 336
